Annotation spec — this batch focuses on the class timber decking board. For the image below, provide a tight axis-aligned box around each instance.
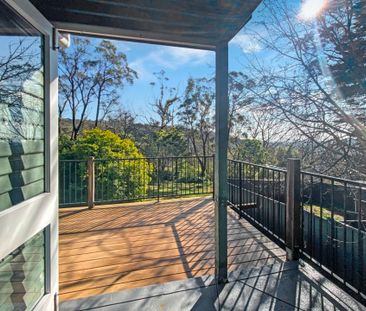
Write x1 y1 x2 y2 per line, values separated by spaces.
59 197 286 301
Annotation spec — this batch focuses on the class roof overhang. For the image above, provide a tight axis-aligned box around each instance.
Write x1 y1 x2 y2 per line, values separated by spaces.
29 0 262 50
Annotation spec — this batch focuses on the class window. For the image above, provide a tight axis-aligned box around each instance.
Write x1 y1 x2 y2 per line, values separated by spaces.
0 1 45 212
0 230 45 310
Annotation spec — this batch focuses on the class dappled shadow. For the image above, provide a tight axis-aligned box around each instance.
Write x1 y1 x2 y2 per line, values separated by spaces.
59 262 364 310
58 197 286 301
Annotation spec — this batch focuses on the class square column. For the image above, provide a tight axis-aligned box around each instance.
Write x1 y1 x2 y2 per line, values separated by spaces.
215 43 229 283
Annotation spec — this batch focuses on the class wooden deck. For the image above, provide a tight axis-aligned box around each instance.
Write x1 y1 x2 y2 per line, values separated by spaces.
59 197 286 301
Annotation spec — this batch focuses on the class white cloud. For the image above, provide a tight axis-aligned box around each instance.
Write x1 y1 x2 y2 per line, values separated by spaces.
230 33 262 54
130 46 213 81
129 57 155 82
160 46 212 66
116 41 132 52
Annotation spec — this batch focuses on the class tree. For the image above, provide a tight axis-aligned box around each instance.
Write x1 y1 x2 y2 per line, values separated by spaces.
59 37 137 140
179 77 214 177
236 0 366 178
0 38 43 141
234 139 268 164
60 128 151 199
92 40 137 127
149 70 179 129
104 108 136 139
154 128 188 158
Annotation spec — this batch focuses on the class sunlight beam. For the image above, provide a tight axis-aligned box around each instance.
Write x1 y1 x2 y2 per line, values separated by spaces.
299 0 327 20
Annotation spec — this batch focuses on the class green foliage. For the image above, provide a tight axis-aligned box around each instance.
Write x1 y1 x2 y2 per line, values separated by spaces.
60 128 152 200
273 146 300 168
235 139 268 164
139 127 188 158
61 128 140 159
155 128 188 157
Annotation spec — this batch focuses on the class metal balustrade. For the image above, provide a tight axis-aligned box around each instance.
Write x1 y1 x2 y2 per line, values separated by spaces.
59 156 365 298
228 158 366 298
59 155 214 207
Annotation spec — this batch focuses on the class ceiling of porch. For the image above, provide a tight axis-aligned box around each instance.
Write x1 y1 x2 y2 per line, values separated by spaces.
29 0 262 50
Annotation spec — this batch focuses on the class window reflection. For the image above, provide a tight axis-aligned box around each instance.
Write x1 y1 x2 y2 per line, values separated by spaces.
0 2 44 212
0 230 45 310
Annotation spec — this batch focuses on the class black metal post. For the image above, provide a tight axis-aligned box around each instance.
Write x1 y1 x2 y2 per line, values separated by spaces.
286 158 301 260
212 155 215 200
157 158 160 201
215 43 229 283
87 156 95 208
239 161 243 218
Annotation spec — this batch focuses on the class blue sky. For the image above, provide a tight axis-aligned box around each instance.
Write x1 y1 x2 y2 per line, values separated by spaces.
57 0 302 123
112 41 215 121
102 0 296 123
97 25 264 122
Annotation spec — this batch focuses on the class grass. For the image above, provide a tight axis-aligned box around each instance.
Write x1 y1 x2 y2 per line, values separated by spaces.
303 204 344 222
148 181 213 196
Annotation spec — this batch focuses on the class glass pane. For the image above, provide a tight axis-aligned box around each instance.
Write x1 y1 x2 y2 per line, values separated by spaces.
0 230 45 310
0 1 45 212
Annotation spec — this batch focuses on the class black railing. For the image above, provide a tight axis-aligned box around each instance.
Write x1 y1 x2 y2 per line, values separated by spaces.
59 156 365 298
228 158 366 299
227 159 287 244
59 155 214 207
59 159 88 206
301 171 366 296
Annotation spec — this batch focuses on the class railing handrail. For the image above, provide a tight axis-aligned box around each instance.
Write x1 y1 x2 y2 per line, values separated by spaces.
300 170 366 187
59 155 215 208
60 155 215 162
229 158 366 187
228 159 288 174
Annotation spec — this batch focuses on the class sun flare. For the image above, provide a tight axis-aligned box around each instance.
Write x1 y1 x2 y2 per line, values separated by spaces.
299 0 327 20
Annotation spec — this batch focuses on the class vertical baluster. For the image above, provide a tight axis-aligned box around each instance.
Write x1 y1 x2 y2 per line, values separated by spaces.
157 158 160 201
330 180 335 272
176 157 179 197
266 168 269 229
87 157 95 208
272 170 275 233
300 172 304 250
239 162 243 218
68 161 71 204
251 164 255 218
74 161 76 203
285 158 301 261
62 161 65 205
244 163 247 205
319 177 323 265
343 182 347 283
357 186 363 291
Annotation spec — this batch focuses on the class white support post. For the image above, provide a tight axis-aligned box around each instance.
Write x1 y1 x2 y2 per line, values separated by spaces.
215 42 229 283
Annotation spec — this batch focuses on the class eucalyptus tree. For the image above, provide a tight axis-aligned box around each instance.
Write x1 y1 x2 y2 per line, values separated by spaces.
179 77 214 177
59 36 137 140
149 70 179 130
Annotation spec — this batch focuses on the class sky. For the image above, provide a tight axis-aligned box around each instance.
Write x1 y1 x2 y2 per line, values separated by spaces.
75 3 269 123
56 0 314 123
97 32 255 122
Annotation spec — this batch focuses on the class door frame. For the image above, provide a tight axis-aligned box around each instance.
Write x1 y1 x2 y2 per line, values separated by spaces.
0 1 58 310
